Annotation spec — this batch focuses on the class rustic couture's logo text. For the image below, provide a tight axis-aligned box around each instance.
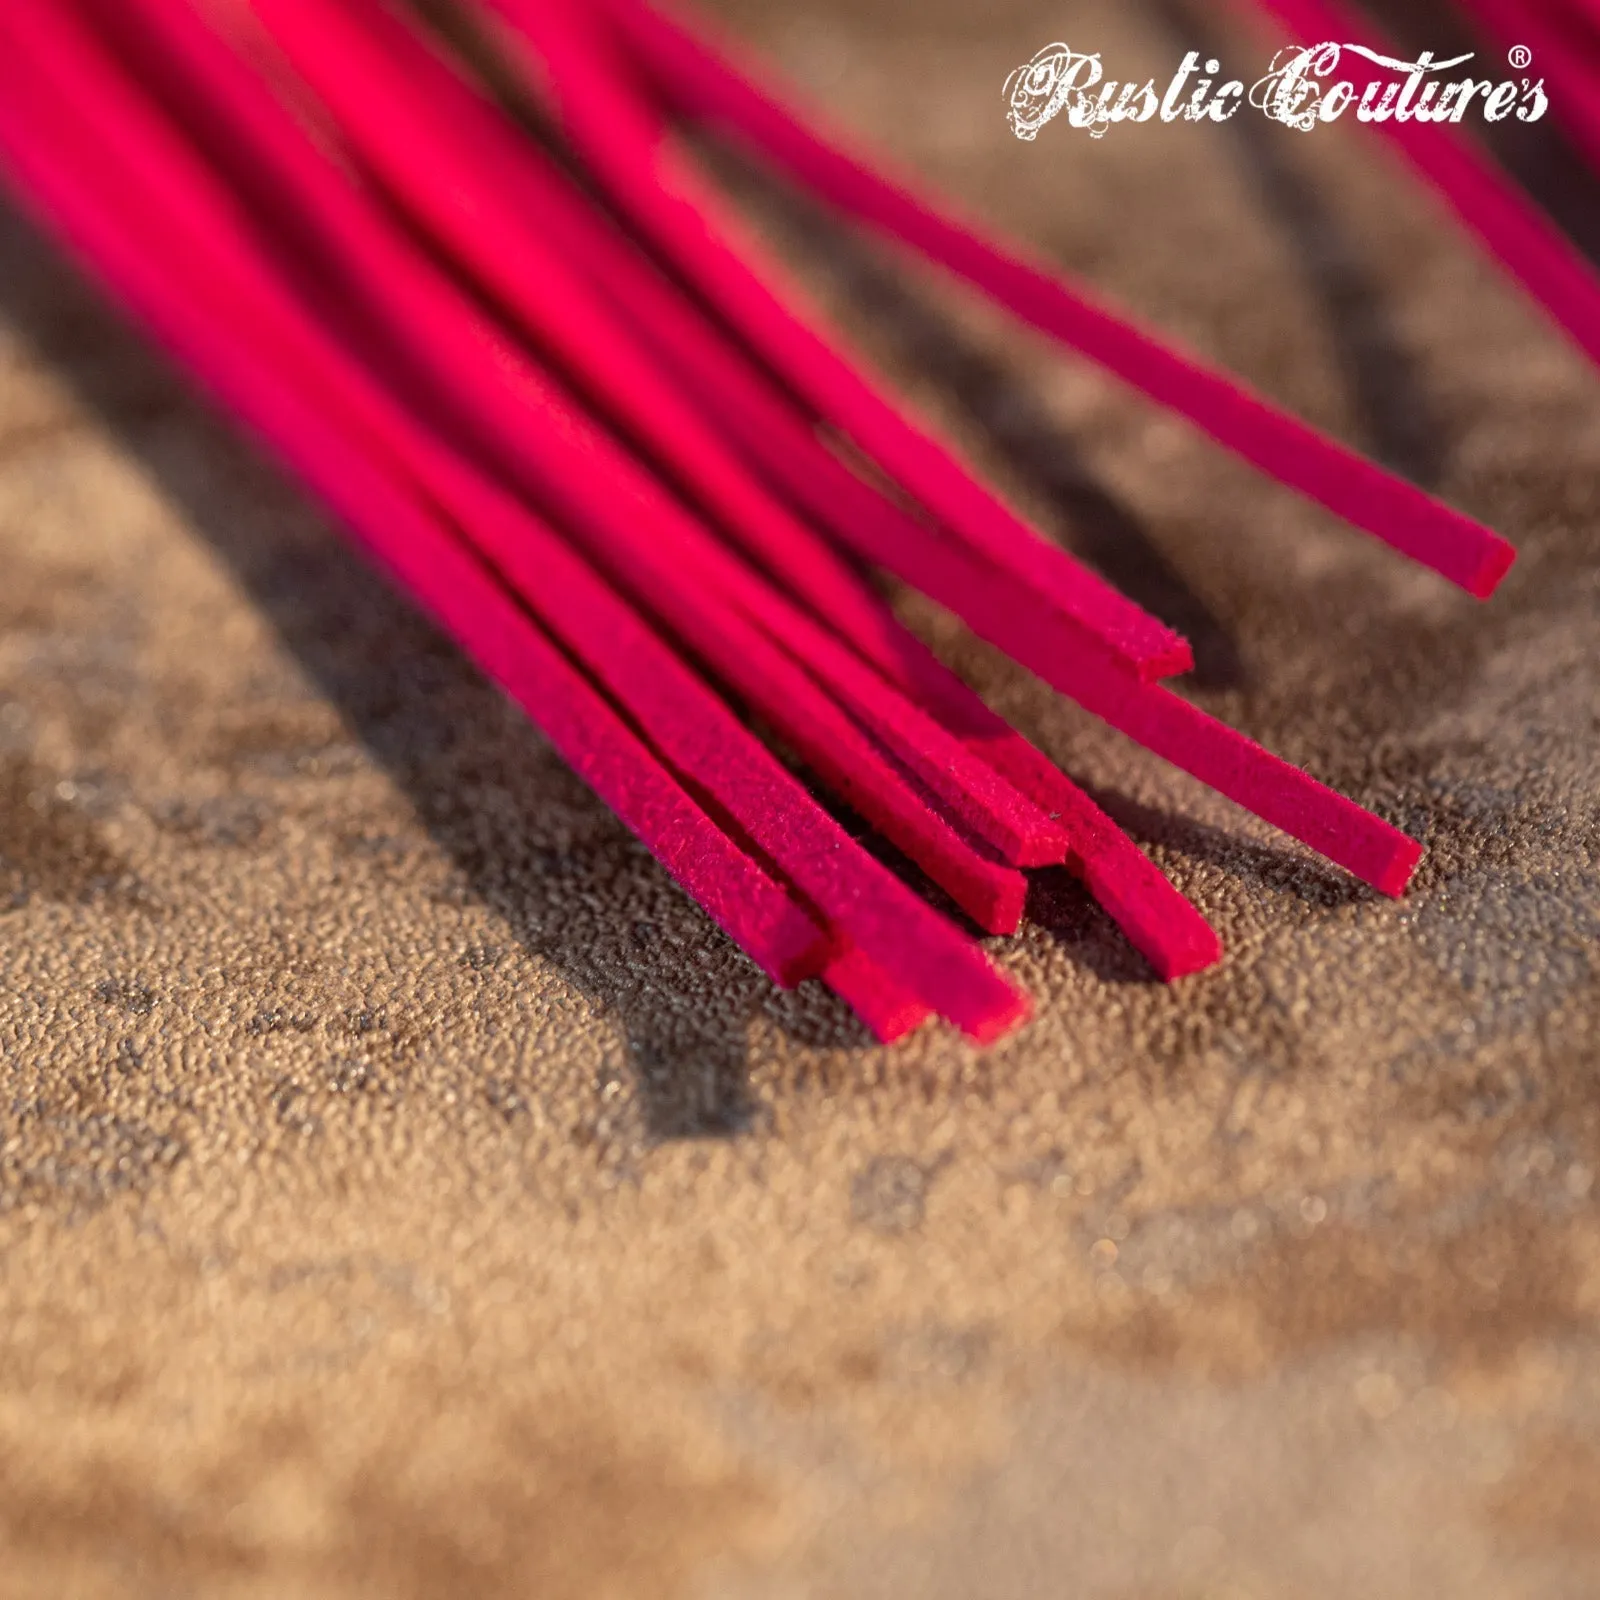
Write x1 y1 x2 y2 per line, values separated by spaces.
1004 42 1549 139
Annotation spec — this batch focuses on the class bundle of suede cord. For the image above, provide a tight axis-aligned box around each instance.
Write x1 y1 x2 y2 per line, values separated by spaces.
0 0 1473 1044
464 0 1429 892
0 0 1034 1042
174 0 1064 899
229 0 1230 977
15 0 1203 1024
111 0 1242 989
242 0 1411 940
147 0 1414 908
232 0 1250 981
101 0 1057 936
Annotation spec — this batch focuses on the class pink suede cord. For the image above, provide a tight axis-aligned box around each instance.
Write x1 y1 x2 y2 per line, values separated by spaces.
2 0 1036 1041
820 948 935 1046
475 0 1197 684
590 0 1516 601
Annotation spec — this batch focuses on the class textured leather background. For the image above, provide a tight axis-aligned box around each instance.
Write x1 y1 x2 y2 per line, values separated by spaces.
2 1 1599 1594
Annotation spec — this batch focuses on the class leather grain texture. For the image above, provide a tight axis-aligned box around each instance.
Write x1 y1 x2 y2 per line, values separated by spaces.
1 1 1599 1594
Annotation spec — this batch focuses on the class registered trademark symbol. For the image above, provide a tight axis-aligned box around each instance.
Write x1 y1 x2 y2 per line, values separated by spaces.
1509 45 1533 71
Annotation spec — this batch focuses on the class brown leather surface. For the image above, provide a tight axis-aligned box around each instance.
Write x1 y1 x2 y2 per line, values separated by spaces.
2 1 1599 1594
